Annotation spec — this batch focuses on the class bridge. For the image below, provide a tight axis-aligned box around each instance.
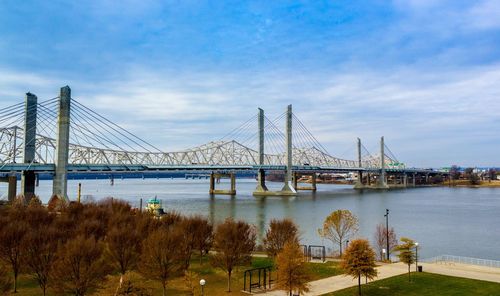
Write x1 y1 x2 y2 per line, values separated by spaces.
0 86 444 201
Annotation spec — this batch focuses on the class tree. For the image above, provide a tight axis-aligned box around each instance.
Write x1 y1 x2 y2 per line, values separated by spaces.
106 223 142 275
138 227 187 296
373 224 398 261
211 218 256 292
51 235 111 296
341 239 377 296
488 168 497 182
318 209 358 256
449 165 461 180
275 241 311 296
394 237 416 282
23 225 61 296
180 215 213 265
264 218 299 258
0 220 27 293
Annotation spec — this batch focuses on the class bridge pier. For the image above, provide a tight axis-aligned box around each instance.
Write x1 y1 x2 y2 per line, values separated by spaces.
0 175 18 202
293 172 317 191
209 172 236 195
53 86 71 200
253 108 270 195
21 92 37 202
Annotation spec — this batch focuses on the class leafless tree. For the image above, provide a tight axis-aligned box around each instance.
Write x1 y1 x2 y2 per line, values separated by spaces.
211 218 256 292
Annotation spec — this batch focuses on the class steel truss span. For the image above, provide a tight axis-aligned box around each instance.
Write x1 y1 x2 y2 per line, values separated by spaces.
0 127 392 168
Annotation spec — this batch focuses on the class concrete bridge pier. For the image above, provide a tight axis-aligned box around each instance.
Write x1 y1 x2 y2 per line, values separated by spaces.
404 174 408 187
53 86 71 199
254 169 269 193
209 172 236 195
21 92 38 201
293 172 317 191
0 175 17 202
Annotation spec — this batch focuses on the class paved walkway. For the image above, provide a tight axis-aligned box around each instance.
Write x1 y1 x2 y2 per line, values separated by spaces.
261 263 408 296
260 262 500 296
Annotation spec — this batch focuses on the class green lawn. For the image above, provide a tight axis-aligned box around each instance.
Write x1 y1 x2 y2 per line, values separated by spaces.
323 272 500 296
8 256 341 295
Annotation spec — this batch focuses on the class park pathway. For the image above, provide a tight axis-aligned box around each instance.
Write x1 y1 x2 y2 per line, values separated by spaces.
260 261 500 296
261 262 408 296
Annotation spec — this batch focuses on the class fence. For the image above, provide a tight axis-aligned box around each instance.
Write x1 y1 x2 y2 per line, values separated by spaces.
422 255 500 268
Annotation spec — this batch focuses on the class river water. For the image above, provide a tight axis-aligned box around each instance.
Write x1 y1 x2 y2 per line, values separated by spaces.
2 178 499 261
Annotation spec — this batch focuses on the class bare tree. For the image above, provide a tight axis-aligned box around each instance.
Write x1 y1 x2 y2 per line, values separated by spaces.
106 223 142 275
180 215 213 266
318 209 358 256
23 225 61 295
51 235 111 296
341 239 377 296
275 241 310 296
138 227 187 296
373 224 398 261
0 219 27 293
264 218 299 258
211 218 256 292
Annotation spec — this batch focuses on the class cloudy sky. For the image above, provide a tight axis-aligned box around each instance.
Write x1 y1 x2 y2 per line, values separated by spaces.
1 0 499 167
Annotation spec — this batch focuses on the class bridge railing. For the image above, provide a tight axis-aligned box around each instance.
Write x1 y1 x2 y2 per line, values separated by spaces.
421 255 500 268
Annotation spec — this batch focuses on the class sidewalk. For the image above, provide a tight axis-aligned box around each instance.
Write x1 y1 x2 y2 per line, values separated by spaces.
261 262 408 296
420 262 500 284
260 261 500 296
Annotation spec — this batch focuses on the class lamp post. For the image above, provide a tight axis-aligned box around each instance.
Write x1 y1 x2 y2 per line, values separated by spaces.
200 279 206 296
384 209 390 261
346 240 349 249
382 248 386 262
415 242 419 272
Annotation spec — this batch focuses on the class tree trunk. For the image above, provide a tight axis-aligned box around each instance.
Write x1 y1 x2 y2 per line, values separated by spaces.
358 274 361 296
339 242 343 257
408 264 411 282
200 250 203 265
227 270 232 292
14 270 18 293
162 282 166 296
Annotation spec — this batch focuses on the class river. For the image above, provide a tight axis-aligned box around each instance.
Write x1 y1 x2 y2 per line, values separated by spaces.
2 178 499 261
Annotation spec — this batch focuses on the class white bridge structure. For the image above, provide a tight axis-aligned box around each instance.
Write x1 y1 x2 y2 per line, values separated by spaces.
0 86 441 201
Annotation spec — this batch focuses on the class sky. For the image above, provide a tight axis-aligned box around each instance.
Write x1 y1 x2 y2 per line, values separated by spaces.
0 0 499 167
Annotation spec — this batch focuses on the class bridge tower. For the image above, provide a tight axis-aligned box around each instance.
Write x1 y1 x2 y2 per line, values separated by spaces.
280 104 297 195
21 92 38 201
354 137 364 189
377 136 389 189
254 108 269 194
53 86 71 199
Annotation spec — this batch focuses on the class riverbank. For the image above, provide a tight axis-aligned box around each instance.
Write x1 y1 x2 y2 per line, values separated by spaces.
441 180 500 188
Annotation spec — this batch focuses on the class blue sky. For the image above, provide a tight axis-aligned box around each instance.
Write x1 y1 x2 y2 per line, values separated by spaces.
1 0 499 167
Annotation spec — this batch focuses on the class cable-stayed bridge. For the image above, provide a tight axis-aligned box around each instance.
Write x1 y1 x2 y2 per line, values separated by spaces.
0 86 443 200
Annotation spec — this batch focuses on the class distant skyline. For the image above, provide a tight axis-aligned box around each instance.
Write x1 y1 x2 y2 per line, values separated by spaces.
1 1 499 167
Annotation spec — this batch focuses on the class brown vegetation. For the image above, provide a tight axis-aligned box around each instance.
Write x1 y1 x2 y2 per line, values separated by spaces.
341 239 377 296
275 241 311 296
211 218 256 292
318 209 359 256
264 218 299 258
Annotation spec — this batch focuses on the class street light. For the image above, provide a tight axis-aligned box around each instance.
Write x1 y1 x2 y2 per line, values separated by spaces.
384 209 390 261
415 242 419 272
200 279 206 296
346 240 350 249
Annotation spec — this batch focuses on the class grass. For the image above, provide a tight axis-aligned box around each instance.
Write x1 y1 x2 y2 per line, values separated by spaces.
7 256 340 295
323 272 500 296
